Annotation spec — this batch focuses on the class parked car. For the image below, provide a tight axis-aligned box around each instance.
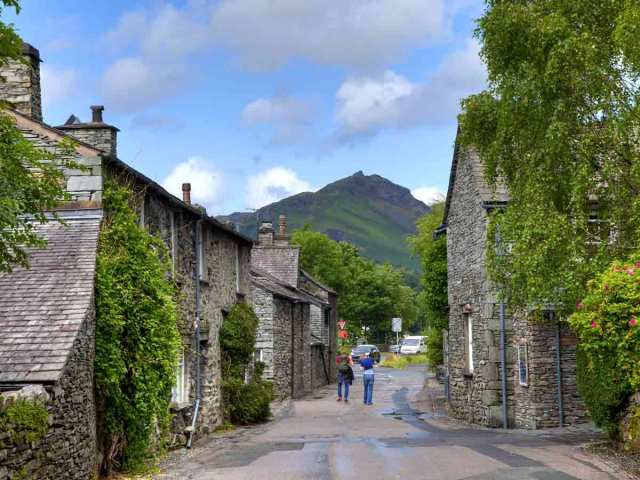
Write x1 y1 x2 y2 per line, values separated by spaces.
350 344 381 363
400 336 426 355
389 342 402 354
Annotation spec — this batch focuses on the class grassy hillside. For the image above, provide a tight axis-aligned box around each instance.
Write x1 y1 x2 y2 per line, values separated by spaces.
221 171 430 271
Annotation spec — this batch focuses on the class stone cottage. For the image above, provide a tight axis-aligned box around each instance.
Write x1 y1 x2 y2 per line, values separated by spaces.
251 217 338 399
439 129 587 429
0 210 101 480
0 43 252 477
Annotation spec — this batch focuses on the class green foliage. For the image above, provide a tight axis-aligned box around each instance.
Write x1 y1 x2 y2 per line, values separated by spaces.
408 203 448 366
569 257 640 437
575 347 630 439
0 1 82 273
292 226 417 342
220 303 273 425
95 181 180 473
380 353 428 369
0 398 49 444
459 1 640 313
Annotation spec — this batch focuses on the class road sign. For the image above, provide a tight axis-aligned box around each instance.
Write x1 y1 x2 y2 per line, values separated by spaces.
392 317 402 333
338 319 346 330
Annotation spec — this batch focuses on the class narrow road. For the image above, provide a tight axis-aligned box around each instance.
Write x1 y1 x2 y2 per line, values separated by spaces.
156 365 625 480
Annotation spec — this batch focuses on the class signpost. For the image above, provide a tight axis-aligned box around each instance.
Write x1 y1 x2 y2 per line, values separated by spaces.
338 319 346 330
392 317 402 353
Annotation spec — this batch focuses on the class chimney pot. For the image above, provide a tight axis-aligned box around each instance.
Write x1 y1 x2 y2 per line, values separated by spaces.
182 183 191 204
91 105 104 123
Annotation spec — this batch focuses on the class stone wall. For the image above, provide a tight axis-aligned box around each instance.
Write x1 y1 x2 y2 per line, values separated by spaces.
57 125 117 157
17 122 103 205
311 345 330 389
0 311 97 479
0 46 42 121
253 285 275 381
292 303 312 398
272 296 294 399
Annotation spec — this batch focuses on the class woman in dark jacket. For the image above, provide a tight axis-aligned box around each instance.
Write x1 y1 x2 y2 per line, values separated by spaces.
336 355 354 402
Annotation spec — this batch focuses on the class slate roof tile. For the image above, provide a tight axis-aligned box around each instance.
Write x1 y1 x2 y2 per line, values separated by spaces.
0 212 100 383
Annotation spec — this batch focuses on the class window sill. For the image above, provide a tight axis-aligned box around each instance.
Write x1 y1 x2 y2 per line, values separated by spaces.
463 372 474 379
170 401 192 411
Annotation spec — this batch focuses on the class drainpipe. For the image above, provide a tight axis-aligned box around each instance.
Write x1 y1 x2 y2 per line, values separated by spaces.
187 217 203 448
499 300 508 429
554 312 564 428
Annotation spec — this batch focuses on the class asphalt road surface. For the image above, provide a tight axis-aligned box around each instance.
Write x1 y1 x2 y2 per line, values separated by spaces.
156 365 628 480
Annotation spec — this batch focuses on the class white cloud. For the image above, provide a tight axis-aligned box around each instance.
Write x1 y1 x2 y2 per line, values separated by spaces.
412 186 446 205
101 57 187 112
333 39 487 142
242 95 313 145
245 167 312 209
162 157 223 213
40 65 77 109
211 0 446 71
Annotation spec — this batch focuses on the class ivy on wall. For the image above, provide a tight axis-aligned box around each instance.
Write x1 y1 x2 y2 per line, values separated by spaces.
219 303 273 425
95 181 180 474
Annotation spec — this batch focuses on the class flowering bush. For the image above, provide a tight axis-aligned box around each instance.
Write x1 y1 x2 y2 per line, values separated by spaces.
570 258 640 437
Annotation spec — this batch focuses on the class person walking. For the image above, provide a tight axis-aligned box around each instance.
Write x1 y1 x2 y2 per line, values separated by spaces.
337 355 354 402
360 352 375 405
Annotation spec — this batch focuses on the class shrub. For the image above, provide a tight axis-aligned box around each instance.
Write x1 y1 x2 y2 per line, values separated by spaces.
570 257 640 438
220 303 273 425
380 355 409 369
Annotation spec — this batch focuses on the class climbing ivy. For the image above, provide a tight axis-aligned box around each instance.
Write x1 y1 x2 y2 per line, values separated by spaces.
0 398 48 444
220 303 273 425
95 181 180 474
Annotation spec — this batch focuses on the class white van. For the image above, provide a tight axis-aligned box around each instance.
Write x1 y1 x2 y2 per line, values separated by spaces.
400 336 426 355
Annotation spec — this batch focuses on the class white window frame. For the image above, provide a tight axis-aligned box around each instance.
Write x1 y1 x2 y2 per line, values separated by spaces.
517 341 529 386
464 313 474 374
171 351 188 405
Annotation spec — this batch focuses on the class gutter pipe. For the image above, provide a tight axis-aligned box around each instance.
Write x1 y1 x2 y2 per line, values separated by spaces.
499 300 508 429
554 313 564 428
187 217 203 448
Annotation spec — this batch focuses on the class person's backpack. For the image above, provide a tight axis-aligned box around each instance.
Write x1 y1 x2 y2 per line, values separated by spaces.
338 362 350 375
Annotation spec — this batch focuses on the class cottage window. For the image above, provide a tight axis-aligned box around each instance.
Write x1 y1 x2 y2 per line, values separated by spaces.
517 341 529 386
255 348 263 363
171 351 188 404
463 313 474 374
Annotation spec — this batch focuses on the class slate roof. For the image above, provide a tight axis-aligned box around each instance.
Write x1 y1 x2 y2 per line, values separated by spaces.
251 245 300 287
441 127 510 229
250 267 306 302
0 210 101 383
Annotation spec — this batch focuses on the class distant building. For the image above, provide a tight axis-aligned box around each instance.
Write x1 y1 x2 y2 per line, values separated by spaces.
251 216 338 399
0 43 252 478
439 129 587 429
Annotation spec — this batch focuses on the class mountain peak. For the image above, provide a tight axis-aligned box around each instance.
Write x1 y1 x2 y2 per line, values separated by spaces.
220 172 430 270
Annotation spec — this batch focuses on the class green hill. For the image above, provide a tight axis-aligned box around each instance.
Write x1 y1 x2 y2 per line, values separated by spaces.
221 171 430 271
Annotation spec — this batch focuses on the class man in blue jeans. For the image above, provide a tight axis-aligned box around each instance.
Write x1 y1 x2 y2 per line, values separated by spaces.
360 353 375 405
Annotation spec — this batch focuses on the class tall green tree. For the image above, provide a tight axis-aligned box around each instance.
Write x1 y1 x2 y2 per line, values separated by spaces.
408 203 448 365
460 1 640 314
0 0 77 273
291 227 417 342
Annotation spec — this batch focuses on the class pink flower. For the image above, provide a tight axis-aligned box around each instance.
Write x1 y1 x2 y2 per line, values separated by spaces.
604 283 610 291
628 267 636 276
629 318 638 327
635 261 640 268
577 302 583 310
591 321 598 329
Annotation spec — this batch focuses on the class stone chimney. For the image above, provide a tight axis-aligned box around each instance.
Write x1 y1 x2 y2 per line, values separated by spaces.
0 43 42 121
56 105 119 156
274 214 289 246
182 183 191 204
258 221 274 246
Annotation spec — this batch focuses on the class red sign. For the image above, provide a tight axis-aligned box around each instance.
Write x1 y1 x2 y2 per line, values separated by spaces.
338 319 346 330
338 330 348 339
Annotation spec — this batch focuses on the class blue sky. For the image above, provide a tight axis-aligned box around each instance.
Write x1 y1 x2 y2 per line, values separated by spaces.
10 0 486 214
